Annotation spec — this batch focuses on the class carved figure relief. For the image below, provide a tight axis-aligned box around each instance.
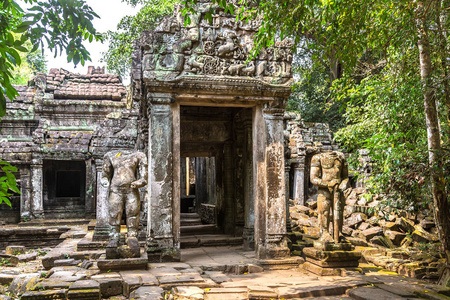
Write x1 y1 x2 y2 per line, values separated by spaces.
135 2 293 86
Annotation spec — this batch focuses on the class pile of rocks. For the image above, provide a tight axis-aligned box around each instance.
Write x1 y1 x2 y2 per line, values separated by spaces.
288 187 445 280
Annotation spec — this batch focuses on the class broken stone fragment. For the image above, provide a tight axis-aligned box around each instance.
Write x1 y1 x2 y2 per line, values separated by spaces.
0 254 19 267
411 225 439 243
344 212 368 229
360 226 383 241
384 230 407 246
8 273 41 296
5 245 26 256
370 235 395 249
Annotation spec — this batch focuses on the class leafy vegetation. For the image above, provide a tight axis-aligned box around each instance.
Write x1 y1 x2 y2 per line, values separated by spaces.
101 0 177 78
0 0 102 206
0 0 102 117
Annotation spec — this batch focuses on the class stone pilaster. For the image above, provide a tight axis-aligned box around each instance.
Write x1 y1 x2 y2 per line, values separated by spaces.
93 158 109 241
30 159 44 219
243 119 254 250
85 159 95 218
255 105 290 259
285 163 291 233
223 142 235 235
292 156 306 206
19 167 32 221
146 96 180 262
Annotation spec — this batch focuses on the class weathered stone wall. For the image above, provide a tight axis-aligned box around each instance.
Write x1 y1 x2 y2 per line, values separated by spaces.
284 112 340 207
0 67 138 223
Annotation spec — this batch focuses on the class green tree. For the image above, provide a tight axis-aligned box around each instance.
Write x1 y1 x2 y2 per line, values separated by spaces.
101 0 177 78
11 35 47 85
0 0 102 117
0 0 102 207
287 43 346 132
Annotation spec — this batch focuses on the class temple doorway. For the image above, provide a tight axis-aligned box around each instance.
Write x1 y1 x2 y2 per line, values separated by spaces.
43 160 86 218
179 105 253 247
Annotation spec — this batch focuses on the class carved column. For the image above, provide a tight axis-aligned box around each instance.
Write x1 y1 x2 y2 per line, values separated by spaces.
243 119 254 250
85 159 95 218
285 162 291 232
254 105 290 259
292 156 306 206
146 96 180 262
223 142 235 235
93 158 109 241
20 167 32 221
30 158 44 219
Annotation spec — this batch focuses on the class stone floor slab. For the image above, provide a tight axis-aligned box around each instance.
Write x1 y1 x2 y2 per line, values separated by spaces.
347 286 410 300
172 286 205 299
21 289 67 300
129 286 164 299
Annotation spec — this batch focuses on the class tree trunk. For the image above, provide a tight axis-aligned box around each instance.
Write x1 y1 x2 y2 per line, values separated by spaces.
416 1 450 273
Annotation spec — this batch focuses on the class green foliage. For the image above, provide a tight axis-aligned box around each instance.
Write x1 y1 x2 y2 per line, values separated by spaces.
287 47 346 132
0 160 20 206
0 0 102 117
101 0 177 78
11 34 47 85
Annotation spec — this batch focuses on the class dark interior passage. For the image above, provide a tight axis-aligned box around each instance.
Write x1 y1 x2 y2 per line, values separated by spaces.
43 160 86 218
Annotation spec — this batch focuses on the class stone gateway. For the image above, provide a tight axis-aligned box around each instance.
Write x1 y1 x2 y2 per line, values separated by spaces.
131 1 293 261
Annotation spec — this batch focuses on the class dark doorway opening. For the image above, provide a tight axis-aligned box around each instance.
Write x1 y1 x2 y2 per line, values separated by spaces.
43 160 86 218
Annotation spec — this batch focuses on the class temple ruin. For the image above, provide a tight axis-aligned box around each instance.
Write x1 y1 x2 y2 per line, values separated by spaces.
0 2 340 261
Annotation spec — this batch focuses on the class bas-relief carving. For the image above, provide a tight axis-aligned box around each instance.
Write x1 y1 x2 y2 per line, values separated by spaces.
138 3 293 86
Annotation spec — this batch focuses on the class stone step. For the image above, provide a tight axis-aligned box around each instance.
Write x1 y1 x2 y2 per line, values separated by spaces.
181 224 220 235
181 234 243 248
180 218 202 226
18 218 92 227
180 213 201 219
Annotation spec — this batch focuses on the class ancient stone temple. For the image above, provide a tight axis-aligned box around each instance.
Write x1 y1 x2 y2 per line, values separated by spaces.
131 2 293 260
0 67 138 225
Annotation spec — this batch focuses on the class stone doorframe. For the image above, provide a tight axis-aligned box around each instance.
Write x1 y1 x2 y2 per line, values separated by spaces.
143 85 291 262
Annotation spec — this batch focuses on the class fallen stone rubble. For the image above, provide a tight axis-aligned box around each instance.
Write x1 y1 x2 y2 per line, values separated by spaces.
289 187 446 281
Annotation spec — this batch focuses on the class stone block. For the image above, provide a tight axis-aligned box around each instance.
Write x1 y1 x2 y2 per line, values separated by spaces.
347 286 408 300
247 264 264 273
0 254 19 267
5 246 26 255
122 274 141 298
67 289 100 300
303 261 342 276
96 278 123 298
158 273 205 286
129 286 164 299
97 252 148 271
358 222 370 231
360 227 383 241
305 257 359 268
248 286 277 299
69 280 99 290
369 235 395 249
204 271 229 284
384 230 406 246
303 247 362 262
21 289 67 300
18 252 37 263
0 273 16 285
8 273 41 296
398 217 415 233
204 288 247 300
54 258 82 267
172 286 204 299
411 226 438 243
344 212 367 228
